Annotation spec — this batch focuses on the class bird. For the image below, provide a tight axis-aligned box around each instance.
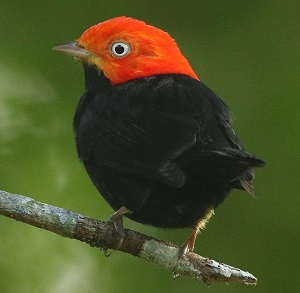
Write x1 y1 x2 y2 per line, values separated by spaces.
53 16 264 260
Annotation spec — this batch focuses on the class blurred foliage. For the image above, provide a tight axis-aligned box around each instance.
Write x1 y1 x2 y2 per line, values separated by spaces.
1 0 299 292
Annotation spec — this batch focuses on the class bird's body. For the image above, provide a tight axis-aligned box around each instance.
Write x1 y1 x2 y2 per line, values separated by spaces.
54 16 264 254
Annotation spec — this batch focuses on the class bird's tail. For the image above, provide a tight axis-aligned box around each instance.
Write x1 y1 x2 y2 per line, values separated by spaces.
196 148 265 195
196 148 265 168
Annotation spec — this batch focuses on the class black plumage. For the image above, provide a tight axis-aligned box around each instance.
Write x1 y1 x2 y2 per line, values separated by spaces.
73 63 264 231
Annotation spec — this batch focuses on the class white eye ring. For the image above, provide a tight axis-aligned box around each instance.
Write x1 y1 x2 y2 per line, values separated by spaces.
110 42 130 57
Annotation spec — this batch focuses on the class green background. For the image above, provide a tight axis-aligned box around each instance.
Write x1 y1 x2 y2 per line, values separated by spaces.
1 1 299 292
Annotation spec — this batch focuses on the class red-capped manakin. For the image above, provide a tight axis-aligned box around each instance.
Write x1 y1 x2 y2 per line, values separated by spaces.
53 16 264 258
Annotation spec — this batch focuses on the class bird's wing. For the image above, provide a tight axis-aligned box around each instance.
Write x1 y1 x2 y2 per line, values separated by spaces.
75 75 202 188
90 110 200 188
75 74 263 191
191 81 265 194
188 81 263 164
195 82 243 150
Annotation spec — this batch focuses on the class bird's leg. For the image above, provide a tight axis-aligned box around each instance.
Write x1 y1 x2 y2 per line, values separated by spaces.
179 227 199 257
173 208 215 277
180 207 215 259
103 206 132 256
172 227 200 279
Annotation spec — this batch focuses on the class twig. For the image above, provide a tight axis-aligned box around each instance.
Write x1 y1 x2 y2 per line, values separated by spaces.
0 190 257 286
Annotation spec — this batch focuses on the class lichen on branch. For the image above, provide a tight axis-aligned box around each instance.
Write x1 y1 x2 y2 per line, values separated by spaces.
0 190 257 286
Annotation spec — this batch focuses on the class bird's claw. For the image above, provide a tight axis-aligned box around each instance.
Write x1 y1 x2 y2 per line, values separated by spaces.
102 247 111 257
172 241 192 274
104 206 131 254
172 228 199 277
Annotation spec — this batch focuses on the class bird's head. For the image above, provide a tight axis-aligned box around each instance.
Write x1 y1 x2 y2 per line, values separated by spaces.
53 16 199 85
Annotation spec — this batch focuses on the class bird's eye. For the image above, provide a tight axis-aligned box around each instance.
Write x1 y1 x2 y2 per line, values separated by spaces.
110 42 130 57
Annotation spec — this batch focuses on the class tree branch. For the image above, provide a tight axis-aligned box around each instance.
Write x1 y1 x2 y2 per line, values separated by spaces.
0 190 257 286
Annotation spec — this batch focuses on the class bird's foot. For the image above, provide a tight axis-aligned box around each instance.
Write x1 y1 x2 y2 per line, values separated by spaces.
103 206 132 256
172 228 199 278
172 209 214 278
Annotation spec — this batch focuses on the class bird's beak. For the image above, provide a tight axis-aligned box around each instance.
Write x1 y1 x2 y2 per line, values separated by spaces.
52 41 93 59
